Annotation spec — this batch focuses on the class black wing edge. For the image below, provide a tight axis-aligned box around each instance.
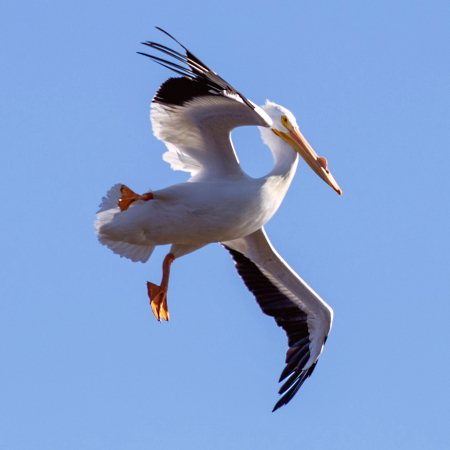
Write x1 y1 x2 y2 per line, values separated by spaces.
223 245 322 412
138 27 256 110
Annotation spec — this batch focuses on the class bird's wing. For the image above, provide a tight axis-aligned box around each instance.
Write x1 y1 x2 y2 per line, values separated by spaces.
139 28 272 180
222 228 333 411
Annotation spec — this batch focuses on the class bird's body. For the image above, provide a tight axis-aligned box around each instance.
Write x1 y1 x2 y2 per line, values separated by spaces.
98 149 297 257
95 28 341 411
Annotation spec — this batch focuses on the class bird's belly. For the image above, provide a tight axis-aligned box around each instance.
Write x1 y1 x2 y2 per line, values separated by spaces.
143 198 267 245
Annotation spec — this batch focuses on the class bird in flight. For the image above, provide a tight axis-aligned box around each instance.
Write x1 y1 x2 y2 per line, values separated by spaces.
95 28 341 411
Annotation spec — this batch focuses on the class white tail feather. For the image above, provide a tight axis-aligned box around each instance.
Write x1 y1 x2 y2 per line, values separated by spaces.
95 184 155 263
97 236 155 263
96 183 122 213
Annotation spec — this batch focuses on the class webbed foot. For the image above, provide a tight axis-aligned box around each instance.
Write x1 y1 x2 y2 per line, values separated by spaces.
147 253 175 322
147 282 170 322
119 185 153 211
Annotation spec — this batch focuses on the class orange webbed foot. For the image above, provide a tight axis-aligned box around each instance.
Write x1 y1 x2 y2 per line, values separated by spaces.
147 253 175 322
119 185 153 211
147 282 170 322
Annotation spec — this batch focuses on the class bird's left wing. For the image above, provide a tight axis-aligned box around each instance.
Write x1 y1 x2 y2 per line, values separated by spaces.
139 29 272 180
222 228 333 411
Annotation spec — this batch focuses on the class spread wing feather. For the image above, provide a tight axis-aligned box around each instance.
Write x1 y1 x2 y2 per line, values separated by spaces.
222 228 333 411
139 28 272 180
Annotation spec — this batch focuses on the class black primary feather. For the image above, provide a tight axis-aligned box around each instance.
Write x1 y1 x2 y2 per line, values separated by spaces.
224 246 321 412
139 27 256 110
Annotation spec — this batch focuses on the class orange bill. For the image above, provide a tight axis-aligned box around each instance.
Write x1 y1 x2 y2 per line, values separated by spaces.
272 128 342 195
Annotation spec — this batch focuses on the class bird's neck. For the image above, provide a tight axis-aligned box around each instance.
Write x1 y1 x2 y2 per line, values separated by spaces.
259 127 299 179
258 139 299 217
268 145 299 178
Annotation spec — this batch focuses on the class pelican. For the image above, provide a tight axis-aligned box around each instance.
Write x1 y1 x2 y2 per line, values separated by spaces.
95 28 341 411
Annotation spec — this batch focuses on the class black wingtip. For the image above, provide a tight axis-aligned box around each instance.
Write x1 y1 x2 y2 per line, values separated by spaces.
272 397 287 412
278 347 310 383
155 27 186 51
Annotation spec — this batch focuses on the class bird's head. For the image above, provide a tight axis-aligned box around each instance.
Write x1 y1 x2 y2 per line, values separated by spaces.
261 101 342 195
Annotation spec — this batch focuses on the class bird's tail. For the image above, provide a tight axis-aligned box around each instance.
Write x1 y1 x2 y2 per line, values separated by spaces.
95 184 155 263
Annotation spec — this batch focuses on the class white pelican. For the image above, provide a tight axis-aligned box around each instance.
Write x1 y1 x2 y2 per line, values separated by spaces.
95 28 341 411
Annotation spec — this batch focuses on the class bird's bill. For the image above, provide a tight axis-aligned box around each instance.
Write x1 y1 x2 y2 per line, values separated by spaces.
272 128 342 195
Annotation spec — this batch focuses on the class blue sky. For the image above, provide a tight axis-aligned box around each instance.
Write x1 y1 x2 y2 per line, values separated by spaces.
1 1 450 449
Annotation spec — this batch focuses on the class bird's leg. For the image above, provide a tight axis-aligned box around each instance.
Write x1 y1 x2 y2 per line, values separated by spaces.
118 185 153 211
147 253 176 322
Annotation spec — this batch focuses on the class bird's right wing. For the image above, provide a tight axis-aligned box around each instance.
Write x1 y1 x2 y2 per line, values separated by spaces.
222 228 333 411
139 29 272 180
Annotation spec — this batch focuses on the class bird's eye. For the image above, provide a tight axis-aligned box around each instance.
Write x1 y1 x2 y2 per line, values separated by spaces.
281 115 290 128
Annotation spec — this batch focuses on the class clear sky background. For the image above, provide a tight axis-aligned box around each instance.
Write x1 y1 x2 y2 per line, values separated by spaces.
1 1 449 449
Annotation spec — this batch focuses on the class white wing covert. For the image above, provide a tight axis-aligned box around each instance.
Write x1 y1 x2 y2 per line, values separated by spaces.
222 228 333 411
138 29 272 180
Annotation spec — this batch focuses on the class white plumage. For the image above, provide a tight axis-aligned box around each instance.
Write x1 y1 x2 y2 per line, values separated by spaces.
95 29 341 411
